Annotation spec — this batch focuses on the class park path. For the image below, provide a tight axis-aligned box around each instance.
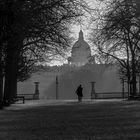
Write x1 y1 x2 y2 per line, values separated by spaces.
5 99 123 110
0 99 140 140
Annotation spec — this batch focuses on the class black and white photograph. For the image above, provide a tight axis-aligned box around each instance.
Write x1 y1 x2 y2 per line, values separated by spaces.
1 0 140 139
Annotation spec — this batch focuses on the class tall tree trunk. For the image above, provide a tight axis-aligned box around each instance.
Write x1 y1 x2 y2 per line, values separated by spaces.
11 60 18 101
0 44 4 108
126 54 130 98
0 66 3 108
3 35 22 105
127 75 130 98
131 53 137 97
3 44 19 105
3 49 13 105
132 74 137 96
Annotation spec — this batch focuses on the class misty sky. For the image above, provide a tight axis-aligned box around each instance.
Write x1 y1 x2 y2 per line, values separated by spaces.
48 0 102 66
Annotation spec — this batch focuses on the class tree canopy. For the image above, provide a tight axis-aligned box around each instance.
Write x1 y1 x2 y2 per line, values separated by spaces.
90 0 140 96
0 0 89 106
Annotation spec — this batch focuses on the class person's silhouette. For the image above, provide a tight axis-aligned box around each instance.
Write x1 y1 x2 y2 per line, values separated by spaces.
76 84 83 102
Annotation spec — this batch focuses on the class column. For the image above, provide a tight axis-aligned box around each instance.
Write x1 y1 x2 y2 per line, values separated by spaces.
139 76 140 95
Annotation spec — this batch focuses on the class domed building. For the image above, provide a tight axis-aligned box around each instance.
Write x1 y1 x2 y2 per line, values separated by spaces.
17 30 122 100
68 30 94 66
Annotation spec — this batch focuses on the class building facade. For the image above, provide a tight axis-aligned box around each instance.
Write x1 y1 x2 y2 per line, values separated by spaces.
18 30 123 99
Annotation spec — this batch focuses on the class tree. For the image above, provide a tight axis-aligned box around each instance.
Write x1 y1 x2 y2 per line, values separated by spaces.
0 1 9 107
90 0 140 97
1 0 89 106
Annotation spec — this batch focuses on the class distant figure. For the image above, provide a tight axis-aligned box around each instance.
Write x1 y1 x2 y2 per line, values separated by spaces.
76 85 83 102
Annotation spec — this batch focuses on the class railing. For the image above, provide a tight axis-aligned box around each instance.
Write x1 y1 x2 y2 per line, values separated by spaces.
94 92 128 99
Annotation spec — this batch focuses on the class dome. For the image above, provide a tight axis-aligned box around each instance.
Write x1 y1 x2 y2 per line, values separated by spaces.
70 30 91 66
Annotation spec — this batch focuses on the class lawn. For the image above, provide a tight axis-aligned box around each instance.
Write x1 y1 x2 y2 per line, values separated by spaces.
0 100 140 140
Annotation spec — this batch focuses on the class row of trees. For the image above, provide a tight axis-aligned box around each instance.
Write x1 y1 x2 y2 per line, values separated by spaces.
90 0 140 97
0 0 88 107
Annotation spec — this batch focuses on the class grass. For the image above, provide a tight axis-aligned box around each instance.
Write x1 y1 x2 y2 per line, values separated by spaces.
0 100 140 139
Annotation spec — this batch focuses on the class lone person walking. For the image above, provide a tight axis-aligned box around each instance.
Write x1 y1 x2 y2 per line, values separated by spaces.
76 84 83 102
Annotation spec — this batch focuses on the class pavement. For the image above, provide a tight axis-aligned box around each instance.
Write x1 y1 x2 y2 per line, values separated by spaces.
4 99 124 110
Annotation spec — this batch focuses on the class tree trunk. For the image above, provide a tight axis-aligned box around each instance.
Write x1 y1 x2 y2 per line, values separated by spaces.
127 62 130 98
132 74 137 96
3 36 21 105
3 51 13 105
11 62 18 101
127 78 130 98
131 53 137 97
0 72 3 109
0 46 4 108
4 56 19 105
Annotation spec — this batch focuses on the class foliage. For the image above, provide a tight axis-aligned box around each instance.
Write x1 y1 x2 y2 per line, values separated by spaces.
90 0 140 96
0 0 90 104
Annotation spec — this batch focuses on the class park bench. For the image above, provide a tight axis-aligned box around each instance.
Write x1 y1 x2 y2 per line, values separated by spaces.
15 95 25 104
16 93 39 101
18 94 36 100
14 93 36 104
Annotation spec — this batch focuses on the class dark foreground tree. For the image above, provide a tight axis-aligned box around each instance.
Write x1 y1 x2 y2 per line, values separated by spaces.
1 0 89 106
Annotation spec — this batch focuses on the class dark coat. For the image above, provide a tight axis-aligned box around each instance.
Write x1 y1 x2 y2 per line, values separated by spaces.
76 85 83 97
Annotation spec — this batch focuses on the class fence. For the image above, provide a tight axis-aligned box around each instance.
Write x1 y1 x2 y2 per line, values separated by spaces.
94 92 128 99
